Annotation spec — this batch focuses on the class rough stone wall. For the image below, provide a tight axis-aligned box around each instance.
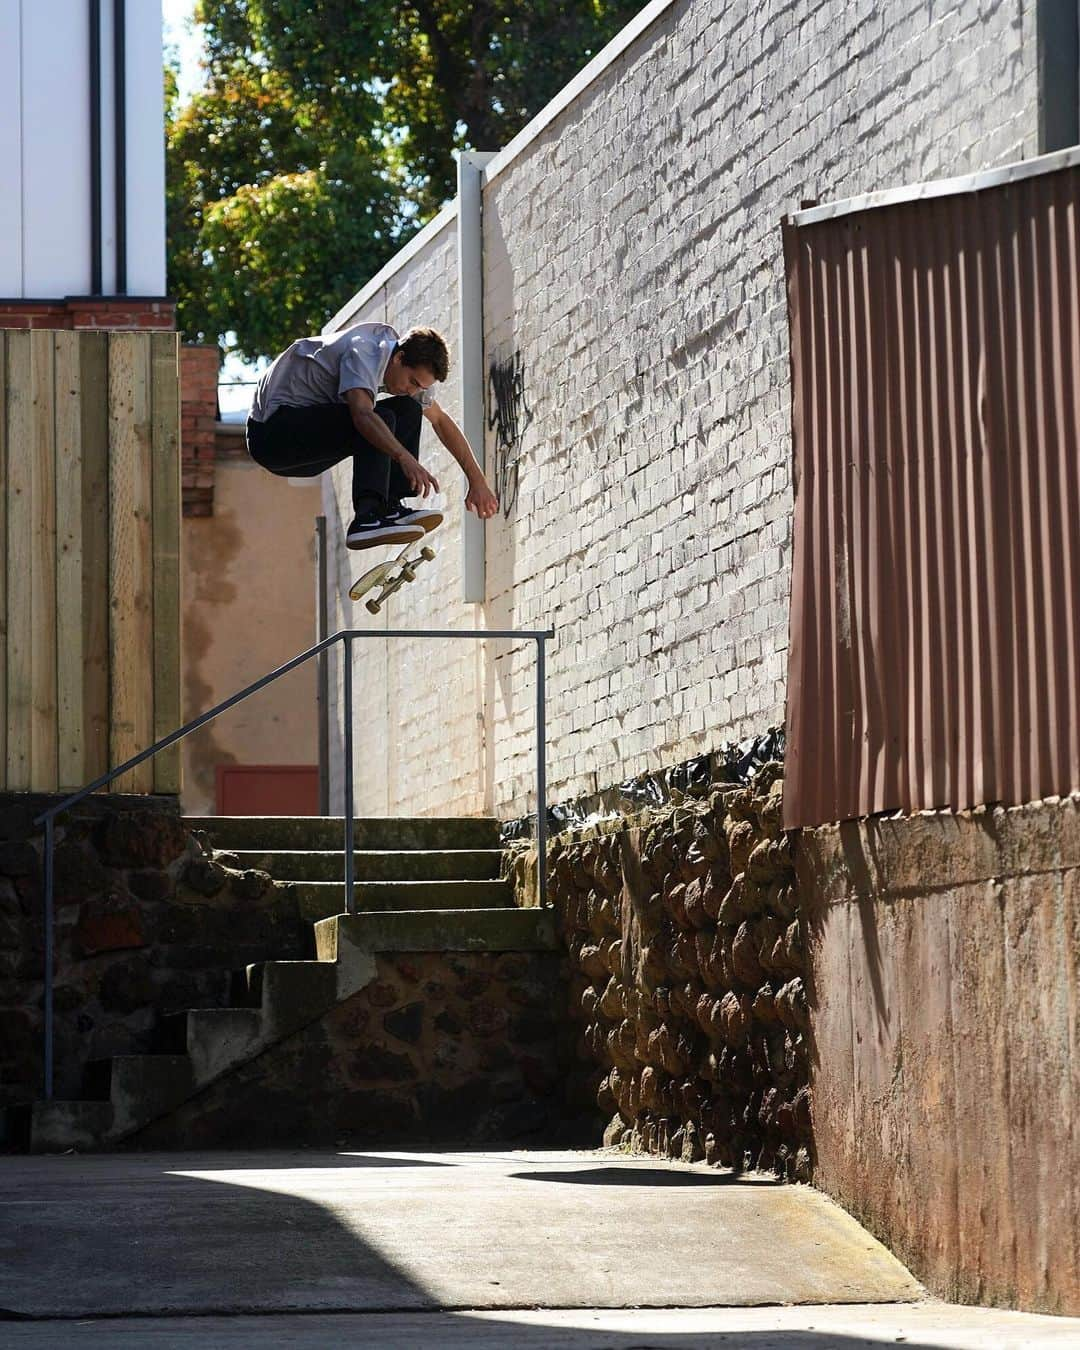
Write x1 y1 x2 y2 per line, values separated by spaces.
325 0 1038 820
801 794 1080 1317
132 949 576 1149
0 794 308 1114
547 765 811 1176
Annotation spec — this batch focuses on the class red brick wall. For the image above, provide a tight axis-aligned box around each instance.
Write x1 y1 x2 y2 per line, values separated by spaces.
180 345 221 517
0 296 175 330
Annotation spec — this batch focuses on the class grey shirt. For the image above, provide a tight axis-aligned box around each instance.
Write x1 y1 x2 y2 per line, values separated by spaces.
249 321 436 422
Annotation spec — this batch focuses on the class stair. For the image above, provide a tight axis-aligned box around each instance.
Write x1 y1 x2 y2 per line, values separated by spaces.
187 815 512 920
186 815 502 851
26 815 562 1154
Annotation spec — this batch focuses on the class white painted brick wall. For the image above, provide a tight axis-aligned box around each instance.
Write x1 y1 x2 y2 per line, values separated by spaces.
325 0 1038 821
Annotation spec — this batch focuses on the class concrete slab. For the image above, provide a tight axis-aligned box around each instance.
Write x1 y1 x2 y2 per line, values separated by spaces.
3 1304 1080 1348
0 1149 922 1319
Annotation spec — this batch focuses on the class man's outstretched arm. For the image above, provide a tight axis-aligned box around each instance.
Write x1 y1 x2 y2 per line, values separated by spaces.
344 387 440 497
424 402 499 519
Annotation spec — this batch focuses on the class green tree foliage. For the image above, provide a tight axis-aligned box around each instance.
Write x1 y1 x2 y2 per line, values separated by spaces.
167 0 644 359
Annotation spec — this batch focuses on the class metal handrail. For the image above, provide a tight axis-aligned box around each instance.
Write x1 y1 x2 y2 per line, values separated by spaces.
34 626 554 1099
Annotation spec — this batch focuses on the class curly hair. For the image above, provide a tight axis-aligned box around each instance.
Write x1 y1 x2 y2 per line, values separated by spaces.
397 327 450 382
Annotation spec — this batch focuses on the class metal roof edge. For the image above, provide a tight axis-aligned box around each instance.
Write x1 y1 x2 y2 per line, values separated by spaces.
790 144 1080 228
322 202 460 335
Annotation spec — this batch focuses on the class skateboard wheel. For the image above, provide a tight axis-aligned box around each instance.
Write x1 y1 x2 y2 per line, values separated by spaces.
366 599 381 615
420 546 435 561
401 566 416 582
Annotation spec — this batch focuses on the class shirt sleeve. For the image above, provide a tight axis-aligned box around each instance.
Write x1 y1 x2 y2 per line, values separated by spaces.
413 387 437 409
337 339 381 400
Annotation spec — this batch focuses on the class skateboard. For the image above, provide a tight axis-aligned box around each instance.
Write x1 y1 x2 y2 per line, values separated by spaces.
349 537 437 613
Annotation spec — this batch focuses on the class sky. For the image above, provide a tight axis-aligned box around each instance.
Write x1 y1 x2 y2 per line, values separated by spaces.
162 0 206 105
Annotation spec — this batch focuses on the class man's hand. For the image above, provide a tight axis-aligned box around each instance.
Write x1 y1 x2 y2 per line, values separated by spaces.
466 477 499 520
395 450 440 498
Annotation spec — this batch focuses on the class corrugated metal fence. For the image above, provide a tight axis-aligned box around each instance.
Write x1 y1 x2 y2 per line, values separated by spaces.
783 156 1080 828
1 329 181 795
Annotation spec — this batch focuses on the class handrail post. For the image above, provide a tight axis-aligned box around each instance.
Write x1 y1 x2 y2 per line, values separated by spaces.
536 635 548 908
44 816 55 1100
343 635 356 916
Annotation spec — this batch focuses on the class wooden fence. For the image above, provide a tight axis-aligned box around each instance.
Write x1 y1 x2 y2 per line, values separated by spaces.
1 330 181 795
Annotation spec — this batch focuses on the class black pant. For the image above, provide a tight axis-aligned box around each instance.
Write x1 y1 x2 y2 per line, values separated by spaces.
245 396 424 515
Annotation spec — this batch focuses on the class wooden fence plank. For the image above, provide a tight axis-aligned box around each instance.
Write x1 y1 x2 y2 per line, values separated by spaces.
0 331 7 783
54 331 84 790
151 333 181 794
109 333 155 793
29 331 58 791
5 334 32 789
80 333 110 785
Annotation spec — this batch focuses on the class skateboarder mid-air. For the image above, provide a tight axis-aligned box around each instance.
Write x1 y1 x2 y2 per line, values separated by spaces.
245 323 498 548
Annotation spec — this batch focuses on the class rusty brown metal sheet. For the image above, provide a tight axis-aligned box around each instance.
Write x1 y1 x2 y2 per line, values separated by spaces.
783 159 1080 828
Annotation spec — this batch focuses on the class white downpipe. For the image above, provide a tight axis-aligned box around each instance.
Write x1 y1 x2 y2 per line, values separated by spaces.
457 150 495 604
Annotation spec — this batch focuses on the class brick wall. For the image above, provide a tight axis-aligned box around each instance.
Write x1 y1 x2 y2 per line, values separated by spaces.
0 297 175 330
180 345 221 518
324 0 1039 820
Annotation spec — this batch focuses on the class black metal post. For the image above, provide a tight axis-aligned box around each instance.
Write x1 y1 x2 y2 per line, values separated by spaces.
113 0 127 293
89 0 102 295
343 635 356 915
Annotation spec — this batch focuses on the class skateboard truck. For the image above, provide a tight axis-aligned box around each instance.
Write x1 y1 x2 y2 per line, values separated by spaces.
350 539 437 613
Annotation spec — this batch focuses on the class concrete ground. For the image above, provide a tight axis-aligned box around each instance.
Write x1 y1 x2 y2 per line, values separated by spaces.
2 1150 1078 1348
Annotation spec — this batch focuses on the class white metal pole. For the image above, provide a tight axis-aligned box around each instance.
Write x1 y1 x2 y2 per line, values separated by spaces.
457 150 496 603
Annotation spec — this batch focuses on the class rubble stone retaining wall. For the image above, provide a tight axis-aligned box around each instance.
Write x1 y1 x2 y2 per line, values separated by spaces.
131 949 576 1149
544 764 811 1177
801 795 1080 1317
0 793 308 1116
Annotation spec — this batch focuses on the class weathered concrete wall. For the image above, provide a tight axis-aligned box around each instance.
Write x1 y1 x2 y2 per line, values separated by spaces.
182 458 321 815
800 795 1080 1317
544 763 811 1177
325 0 1038 820
0 794 308 1115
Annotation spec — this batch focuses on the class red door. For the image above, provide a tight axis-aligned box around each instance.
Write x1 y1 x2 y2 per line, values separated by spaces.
215 765 320 815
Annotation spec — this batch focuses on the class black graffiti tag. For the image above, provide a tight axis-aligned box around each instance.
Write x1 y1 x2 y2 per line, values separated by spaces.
487 352 531 518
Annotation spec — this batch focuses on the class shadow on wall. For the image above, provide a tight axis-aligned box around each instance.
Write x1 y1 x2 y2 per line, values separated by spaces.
481 195 526 817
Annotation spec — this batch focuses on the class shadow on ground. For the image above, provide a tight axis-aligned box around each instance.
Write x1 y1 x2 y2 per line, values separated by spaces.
0 1149 981 1349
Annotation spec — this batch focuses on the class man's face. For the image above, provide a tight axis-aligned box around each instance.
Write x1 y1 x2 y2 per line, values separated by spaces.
386 353 436 398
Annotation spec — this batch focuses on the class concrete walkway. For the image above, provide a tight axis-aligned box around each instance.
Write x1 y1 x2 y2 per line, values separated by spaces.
2 1150 1078 1347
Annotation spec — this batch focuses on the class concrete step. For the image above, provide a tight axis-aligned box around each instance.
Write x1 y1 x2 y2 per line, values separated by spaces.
315 907 559 959
29 959 345 1152
226 848 504 883
185 815 502 852
295 879 513 923
27 1101 115 1153
104 1055 197 1136
159 1008 264 1082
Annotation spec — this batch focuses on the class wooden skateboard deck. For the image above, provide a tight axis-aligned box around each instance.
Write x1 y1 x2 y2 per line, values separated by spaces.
349 538 437 613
